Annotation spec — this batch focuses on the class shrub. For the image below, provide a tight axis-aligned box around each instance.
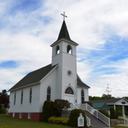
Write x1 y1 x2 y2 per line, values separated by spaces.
110 107 118 119
53 99 70 117
42 99 70 122
48 116 69 125
98 109 109 117
1 105 7 114
42 100 55 122
68 109 87 127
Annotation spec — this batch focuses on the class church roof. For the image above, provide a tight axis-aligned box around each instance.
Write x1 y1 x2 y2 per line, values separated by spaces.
77 76 90 88
51 21 78 47
9 64 57 91
9 64 89 91
57 20 71 41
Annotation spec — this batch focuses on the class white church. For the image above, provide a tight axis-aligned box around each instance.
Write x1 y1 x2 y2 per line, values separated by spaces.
9 17 90 121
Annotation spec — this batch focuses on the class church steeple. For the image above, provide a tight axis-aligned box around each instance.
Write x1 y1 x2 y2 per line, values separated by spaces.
51 21 78 47
57 20 71 41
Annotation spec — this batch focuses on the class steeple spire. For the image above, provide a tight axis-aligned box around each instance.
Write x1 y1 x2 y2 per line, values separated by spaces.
51 13 78 47
57 20 71 41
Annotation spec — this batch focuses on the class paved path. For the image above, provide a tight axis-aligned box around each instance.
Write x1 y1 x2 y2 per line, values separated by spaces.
85 111 109 128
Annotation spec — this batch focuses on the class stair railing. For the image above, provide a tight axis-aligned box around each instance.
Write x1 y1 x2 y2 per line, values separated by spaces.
85 103 110 127
70 103 91 127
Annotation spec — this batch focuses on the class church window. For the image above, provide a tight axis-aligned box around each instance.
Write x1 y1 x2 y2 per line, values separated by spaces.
21 90 23 104
81 89 84 103
47 86 51 101
56 45 60 54
67 45 72 54
29 88 32 103
13 113 15 118
65 87 74 94
14 92 16 105
19 113 22 118
28 113 31 119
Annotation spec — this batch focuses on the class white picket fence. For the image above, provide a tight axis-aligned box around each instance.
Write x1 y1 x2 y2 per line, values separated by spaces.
85 103 110 127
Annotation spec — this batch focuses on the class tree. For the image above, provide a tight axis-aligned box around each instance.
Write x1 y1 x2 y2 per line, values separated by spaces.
42 100 55 122
0 90 9 114
42 99 70 122
102 94 112 99
53 99 70 117
89 96 101 100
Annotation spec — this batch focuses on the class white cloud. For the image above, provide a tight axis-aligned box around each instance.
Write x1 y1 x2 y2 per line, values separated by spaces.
0 0 128 97
90 74 128 97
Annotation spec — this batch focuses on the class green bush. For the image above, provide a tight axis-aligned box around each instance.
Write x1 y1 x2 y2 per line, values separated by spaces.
53 99 70 117
48 116 69 125
98 109 109 117
42 100 55 122
42 99 70 122
110 107 118 119
1 106 7 114
68 109 87 127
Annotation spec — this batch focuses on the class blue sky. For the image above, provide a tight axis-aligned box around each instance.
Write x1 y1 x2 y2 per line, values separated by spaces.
0 0 128 97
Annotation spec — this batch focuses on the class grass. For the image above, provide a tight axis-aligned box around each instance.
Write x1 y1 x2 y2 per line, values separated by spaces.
114 126 128 128
0 114 73 128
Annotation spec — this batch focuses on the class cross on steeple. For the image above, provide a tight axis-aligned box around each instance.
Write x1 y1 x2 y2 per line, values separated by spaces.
61 12 67 21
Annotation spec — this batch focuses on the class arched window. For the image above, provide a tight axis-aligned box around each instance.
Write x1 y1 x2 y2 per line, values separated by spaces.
21 90 23 104
67 45 72 54
14 92 16 105
56 45 60 54
47 87 51 101
65 87 74 94
29 88 32 103
81 89 84 103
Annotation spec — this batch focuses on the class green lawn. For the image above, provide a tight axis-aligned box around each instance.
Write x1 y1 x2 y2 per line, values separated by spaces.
114 126 128 128
0 114 73 128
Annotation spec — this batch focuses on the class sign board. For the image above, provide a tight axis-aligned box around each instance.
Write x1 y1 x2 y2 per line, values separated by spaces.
78 113 84 127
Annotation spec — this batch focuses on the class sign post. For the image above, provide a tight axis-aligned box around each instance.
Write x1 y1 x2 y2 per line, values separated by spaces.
78 113 84 128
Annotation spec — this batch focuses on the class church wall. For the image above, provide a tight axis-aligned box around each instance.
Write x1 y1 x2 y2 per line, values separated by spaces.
51 41 77 103
39 68 57 112
61 42 77 101
77 87 89 104
9 84 40 113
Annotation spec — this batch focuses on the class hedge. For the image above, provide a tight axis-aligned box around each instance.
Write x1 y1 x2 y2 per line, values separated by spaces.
48 116 69 125
68 109 87 127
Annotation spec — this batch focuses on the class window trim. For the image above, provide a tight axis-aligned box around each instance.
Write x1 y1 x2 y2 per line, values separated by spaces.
67 45 72 54
65 87 74 94
21 90 23 104
28 113 31 119
29 88 32 103
14 92 16 105
47 86 51 101
56 45 60 54
19 113 22 119
81 89 85 103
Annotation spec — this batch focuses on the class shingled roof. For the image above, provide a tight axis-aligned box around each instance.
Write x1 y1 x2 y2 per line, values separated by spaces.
57 20 71 41
9 63 89 91
9 64 57 91
77 75 90 88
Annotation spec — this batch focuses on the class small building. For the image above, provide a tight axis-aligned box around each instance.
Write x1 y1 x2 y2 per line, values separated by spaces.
91 98 128 115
